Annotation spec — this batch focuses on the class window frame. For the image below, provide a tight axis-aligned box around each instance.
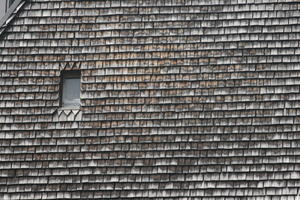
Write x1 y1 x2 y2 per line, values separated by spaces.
60 70 81 109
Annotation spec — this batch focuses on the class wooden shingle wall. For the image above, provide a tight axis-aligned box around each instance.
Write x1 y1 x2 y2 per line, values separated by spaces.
1 0 300 199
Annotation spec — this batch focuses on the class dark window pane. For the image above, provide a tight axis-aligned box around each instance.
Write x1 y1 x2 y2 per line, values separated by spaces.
62 71 81 108
9 0 15 6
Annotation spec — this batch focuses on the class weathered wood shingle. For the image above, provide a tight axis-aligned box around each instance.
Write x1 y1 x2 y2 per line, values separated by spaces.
1 0 300 199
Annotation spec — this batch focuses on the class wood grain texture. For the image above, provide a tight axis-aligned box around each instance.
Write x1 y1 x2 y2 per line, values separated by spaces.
1 0 300 199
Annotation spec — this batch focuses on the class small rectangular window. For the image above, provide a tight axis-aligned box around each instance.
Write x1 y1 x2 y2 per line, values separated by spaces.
61 70 81 109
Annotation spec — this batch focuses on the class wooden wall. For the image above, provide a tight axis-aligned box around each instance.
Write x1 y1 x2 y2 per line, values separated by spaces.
1 0 300 199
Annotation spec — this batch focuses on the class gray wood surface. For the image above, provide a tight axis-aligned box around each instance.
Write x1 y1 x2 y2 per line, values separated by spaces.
0 0 300 199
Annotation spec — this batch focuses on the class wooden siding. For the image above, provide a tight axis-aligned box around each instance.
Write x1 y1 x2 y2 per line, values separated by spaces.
1 0 300 199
